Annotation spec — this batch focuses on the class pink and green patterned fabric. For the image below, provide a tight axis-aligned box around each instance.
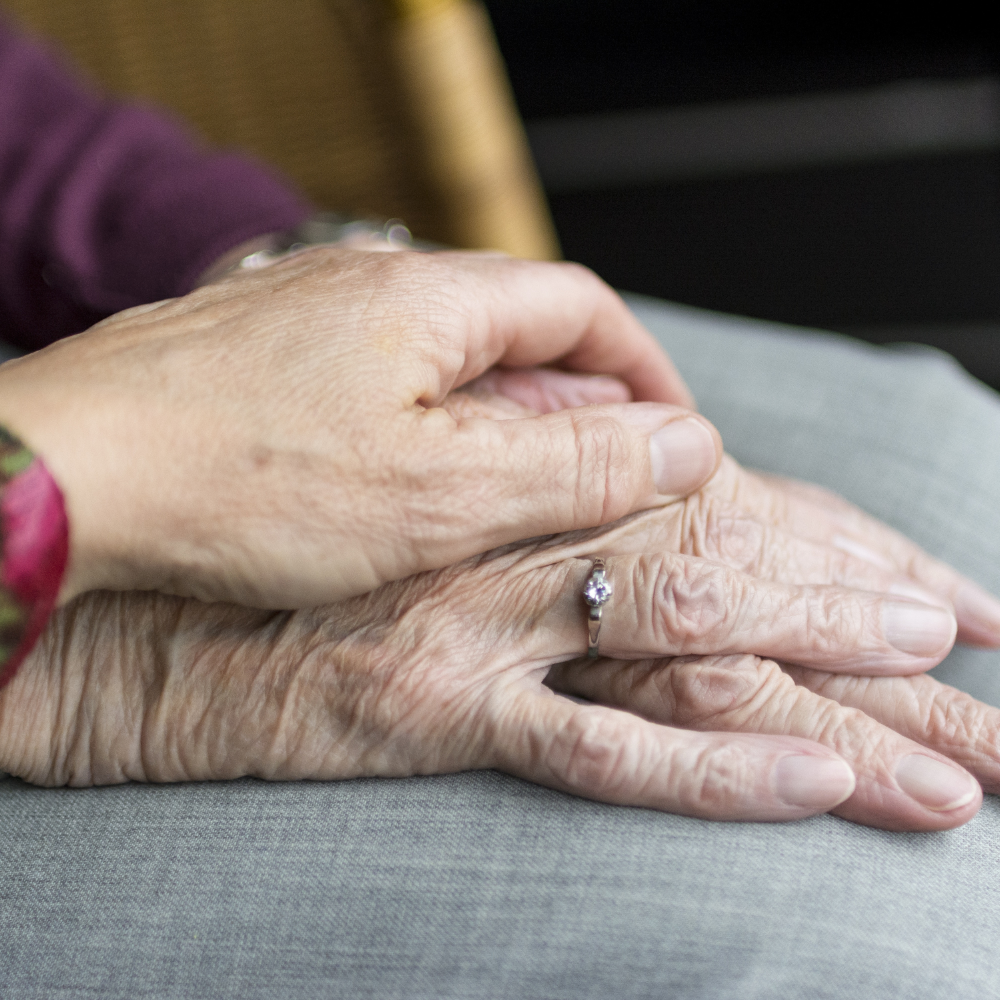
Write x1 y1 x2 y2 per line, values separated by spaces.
0 427 68 688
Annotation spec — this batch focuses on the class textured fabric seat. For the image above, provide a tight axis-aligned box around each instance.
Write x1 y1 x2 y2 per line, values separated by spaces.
4 307 1000 998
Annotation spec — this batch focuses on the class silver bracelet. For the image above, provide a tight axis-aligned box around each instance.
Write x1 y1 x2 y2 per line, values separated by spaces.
230 213 438 274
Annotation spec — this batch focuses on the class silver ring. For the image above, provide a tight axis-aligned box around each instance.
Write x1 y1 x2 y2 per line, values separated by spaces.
582 558 613 658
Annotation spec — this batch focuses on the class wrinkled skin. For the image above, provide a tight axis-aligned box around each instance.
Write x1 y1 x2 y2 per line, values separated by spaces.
3 412 999 832
0 248 714 609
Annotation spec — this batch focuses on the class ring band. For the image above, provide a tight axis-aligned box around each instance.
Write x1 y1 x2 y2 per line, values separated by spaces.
582 558 613 658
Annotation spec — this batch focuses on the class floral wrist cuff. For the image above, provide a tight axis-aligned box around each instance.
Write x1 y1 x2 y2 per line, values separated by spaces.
0 427 69 688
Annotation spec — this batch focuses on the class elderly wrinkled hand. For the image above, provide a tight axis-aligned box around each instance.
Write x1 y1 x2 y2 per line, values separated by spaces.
3 412 999 832
0 248 715 610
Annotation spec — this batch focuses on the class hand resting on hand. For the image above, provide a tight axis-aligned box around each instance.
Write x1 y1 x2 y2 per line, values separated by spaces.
0 248 716 610
2 391 998 833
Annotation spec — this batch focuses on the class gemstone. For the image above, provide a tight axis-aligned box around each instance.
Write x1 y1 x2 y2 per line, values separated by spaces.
583 573 613 607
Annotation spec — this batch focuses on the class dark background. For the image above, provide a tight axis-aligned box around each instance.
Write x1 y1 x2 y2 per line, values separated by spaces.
483 1 1000 387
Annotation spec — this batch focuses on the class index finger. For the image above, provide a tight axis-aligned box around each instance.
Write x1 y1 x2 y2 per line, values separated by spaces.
435 252 695 407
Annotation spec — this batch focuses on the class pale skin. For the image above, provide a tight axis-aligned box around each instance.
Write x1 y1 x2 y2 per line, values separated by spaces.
2 248 999 830
3 389 999 833
0 248 720 609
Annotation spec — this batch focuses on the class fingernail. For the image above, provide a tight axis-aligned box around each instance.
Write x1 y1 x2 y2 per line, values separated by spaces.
953 581 1000 647
648 418 717 495
882 600 956 657
895 754 978 811
774 755 856 809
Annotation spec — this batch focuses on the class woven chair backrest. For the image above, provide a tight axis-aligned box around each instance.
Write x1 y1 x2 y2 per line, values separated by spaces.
4 0 558 257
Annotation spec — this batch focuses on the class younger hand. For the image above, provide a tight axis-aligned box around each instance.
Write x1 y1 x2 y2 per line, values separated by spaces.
0 249 715 608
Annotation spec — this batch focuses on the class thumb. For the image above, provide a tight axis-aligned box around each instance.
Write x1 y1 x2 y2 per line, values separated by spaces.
419 403 722 558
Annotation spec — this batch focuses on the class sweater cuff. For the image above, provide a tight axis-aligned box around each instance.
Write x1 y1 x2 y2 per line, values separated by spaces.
0 428 68 689
48 104 314 315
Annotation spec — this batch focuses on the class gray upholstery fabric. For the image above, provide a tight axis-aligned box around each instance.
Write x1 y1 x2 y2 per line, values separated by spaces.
4 301 1000 998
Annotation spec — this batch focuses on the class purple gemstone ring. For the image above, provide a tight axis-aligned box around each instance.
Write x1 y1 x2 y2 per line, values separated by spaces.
582 558 612 658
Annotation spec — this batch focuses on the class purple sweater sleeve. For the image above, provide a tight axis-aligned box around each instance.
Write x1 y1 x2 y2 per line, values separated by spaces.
0 19 313 350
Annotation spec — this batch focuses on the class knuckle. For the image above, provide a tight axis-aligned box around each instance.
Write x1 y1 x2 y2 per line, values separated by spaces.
648 555 742 648
552 708 637 795
683 496 769 575
667 655 788 728
814 592 868 654
924 688 997 751
670 739 756 814
569 412 639 523
799 704 882 767
806 698 865 754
